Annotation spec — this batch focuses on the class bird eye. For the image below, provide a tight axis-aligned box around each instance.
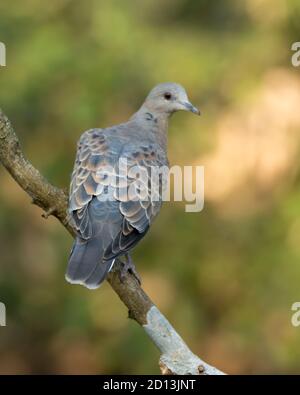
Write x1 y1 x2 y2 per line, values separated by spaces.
164 93 172 100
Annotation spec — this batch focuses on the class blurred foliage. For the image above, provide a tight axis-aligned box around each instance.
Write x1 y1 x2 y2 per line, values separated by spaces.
1 0 300 374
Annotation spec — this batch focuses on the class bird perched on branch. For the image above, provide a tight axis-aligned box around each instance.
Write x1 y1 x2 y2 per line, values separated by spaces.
66 83 200 289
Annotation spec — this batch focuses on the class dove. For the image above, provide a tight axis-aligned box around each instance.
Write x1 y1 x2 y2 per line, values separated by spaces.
66 82 200 289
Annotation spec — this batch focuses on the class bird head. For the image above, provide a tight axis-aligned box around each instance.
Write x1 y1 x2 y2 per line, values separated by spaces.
143 82 200 116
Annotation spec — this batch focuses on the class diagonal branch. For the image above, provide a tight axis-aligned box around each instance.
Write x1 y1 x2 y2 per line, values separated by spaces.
0 108 225 375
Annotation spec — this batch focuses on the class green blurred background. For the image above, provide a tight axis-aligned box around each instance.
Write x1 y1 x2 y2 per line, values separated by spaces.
1 0 300 374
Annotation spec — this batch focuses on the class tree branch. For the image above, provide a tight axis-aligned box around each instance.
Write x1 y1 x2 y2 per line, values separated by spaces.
0 108 225 375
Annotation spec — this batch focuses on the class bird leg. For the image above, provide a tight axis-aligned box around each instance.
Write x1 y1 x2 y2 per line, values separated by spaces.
119 254 141 284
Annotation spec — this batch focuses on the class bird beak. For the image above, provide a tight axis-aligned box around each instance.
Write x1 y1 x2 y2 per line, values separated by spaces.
181 101 201 115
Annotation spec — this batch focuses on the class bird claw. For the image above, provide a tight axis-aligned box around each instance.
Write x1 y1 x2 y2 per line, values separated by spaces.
119 254 141 285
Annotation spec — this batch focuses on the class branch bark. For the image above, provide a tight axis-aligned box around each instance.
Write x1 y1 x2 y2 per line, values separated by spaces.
0 108 225 375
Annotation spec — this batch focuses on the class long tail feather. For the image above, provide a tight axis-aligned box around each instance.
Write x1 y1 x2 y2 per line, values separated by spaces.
65 237 112 289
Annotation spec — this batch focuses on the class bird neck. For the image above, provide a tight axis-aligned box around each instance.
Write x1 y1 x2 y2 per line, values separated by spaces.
131 106 169 150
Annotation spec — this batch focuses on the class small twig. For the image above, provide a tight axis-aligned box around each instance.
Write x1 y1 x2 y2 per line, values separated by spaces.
42 207 56 219
0 107 225 375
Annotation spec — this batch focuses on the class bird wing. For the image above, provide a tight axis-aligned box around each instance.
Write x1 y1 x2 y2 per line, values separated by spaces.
69 128 116 239
69 128 168 259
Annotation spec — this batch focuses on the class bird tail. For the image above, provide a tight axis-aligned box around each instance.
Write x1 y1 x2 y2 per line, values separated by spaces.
65 237 114 290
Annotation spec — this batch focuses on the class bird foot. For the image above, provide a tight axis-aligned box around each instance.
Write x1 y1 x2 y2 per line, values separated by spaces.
119 254 141 285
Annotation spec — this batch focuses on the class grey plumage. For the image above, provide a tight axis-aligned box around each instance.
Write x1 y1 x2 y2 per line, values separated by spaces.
66 83 200 289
